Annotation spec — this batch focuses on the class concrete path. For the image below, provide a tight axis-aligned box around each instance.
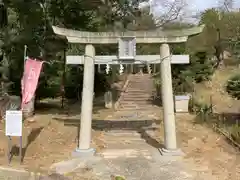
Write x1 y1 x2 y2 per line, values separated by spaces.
70 109 208 180
0 167 40 180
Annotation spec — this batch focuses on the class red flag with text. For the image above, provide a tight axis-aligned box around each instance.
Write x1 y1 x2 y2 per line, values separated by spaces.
21 58 43 107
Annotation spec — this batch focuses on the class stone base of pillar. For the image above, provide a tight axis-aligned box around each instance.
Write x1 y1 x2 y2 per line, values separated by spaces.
159 148 184 156
72 148 96 157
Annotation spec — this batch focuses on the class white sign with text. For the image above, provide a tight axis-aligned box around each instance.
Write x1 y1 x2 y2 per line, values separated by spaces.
5 110 23 136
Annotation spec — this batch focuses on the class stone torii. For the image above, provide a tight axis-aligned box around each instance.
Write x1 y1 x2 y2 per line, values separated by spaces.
52 25 204 157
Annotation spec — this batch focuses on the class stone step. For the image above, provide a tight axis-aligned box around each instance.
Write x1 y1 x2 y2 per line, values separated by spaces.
121 94 151 97
128 79 152 81
99 149 153 159
129 79 152 81
104 128 157 135
120 99 151 103
119 106 149 110
126 89 152 92
103 136 144 143
126 86 152 89
129 75 151 78
128 80 152 82
127 88 152 90
128 80 152 83
119 103 154 106
120 102 151 106
127 88 153 90
123 90 152 94
102 136 145 142
120 97 152 104
122 92 152 98
103 141 151 149
128 83 153 86
118 105 154 108
118 107 154 110
104 130 141 136
125 90 152 94
119 101 153 105
121 97 151 100
128 78 152 80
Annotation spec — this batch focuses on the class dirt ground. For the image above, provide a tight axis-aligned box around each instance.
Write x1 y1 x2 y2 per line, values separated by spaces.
154 113 240 180
178 114 239 180
174 67 240 180
0 99 109 174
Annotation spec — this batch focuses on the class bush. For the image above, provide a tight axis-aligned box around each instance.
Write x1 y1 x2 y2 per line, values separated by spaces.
230 124 240 144
180 52 214 83
189 96 212 114
226 74 240 99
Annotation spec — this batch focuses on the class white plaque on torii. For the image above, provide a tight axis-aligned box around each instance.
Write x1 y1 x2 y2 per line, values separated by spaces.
118 37 136 60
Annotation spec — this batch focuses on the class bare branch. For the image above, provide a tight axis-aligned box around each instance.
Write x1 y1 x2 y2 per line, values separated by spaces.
154 0 187 27
218 0 234 12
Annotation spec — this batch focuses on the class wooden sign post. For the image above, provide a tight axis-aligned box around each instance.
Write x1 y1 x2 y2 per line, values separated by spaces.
5 110 23 164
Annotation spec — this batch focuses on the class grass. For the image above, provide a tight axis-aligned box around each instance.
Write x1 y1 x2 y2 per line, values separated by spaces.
188 67 240 147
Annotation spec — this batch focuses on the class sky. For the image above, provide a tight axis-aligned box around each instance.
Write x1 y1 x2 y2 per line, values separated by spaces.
140 0 240 23
190 0 219 11
186 0 220 21
188 0 240 12
142 0 221 17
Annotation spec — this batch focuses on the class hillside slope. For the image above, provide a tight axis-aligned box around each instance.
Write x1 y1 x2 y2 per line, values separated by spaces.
194 67 240 113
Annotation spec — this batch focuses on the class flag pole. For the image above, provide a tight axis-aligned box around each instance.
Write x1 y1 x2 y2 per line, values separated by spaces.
22 45 27 106
19 45 27 164
24 45 27 62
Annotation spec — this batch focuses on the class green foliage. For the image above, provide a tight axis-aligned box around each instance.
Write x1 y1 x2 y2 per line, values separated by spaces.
189 97 212 114
154 48 214 96
172 51 213 94
183 52 214 83
114 176 125 180
188 96 213 124
226 74 240 99
230 124 240 144
1 0 146 100
188 8 240 60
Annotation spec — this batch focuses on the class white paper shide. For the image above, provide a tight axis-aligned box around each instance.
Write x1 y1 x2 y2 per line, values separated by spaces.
5 110 23 137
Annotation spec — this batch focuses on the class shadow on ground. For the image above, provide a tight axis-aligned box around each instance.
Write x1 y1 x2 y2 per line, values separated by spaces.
53 117 163 150
9 127 44 162
147 93 162 107
35 99 106 116
54 117 161 131
39 173 71 180
193 112 240 126
213 112 240 126
138 129 164 149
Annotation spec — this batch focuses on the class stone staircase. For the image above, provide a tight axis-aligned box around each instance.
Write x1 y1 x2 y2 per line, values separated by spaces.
118 73 154 110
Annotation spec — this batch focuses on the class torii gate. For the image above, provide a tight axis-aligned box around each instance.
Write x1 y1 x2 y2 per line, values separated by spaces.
52 25 204 157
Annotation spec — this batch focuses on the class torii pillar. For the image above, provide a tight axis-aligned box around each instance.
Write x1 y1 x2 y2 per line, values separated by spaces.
159 43 181 155
52 25 204 156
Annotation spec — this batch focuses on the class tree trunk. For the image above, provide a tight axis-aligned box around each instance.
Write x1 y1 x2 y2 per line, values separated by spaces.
22 95 35 119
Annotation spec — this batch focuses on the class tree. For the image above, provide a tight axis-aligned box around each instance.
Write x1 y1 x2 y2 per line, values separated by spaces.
0 0 191 118
226 74 240 99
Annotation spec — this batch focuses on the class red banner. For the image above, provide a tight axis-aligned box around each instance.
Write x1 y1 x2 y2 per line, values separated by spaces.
21 58 43 107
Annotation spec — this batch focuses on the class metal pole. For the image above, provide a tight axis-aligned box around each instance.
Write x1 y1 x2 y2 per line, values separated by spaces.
23 45 27 70
19 136 22 163
7 136 11 164
61 49 66 108
20 45 27 163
